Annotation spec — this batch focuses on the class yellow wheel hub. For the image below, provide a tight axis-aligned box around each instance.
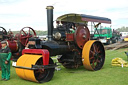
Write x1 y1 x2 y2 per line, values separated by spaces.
82 40 105 71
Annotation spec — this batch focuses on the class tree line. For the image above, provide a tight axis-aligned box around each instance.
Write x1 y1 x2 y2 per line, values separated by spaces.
116 26 128 32
12 30 47 36
11 26 128 36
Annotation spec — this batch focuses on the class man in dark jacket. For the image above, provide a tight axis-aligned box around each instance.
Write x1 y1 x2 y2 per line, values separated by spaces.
0 41 11 81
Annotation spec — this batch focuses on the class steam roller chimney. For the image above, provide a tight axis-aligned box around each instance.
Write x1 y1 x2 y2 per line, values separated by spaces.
46 6 54 41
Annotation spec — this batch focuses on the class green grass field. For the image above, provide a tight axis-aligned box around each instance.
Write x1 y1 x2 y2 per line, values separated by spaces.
1 48 128 85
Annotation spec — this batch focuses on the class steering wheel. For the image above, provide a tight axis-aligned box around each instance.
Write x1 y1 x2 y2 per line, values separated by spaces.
0 26 7 35
19 27 36 46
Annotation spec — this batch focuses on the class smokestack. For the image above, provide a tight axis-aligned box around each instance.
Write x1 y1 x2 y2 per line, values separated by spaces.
46 6 54 41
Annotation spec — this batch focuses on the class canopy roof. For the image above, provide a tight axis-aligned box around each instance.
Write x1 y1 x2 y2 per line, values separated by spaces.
56 13 111 24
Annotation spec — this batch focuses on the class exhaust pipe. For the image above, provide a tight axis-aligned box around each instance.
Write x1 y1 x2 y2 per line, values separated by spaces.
46 6 54 41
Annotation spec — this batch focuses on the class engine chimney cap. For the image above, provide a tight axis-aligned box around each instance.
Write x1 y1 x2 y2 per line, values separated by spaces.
46 6 54 9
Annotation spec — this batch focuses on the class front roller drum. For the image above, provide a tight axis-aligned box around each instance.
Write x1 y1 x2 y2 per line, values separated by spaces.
82 40 105 71
15 54 55 83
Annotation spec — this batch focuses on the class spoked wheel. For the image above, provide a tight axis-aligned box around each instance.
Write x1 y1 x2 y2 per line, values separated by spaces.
34 58 55 83
0 26 7 40
82 40 105 71
19 27 36 46
0 26 7 35
16 54 55 83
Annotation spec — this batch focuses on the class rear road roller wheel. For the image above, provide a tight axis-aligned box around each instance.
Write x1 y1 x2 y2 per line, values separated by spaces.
34 58 55 82
82 40 105 71
16 54 55 83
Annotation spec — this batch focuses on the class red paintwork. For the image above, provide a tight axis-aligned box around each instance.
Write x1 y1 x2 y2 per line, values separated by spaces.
7 40 18 53
22 49 49 65
20 27 36 46
66 33 74 41
0 42 1 49
74 26 90 49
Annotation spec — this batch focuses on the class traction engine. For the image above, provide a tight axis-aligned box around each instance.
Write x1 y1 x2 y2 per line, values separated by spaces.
14 6 111 83
0 27 36 61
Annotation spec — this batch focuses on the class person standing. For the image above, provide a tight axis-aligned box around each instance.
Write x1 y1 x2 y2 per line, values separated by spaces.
0 41 11 81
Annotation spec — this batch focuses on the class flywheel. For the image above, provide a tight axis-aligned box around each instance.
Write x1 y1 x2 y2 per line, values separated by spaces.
15 54 55 83
74 25 90 49
82 40 105 71
19 27 36 46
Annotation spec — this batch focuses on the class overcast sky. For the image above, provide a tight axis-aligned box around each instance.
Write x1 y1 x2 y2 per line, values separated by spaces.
0 0 128 31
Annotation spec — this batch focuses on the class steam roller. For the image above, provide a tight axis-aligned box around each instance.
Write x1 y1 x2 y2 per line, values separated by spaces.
13 5 111 83
15 49 55 83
